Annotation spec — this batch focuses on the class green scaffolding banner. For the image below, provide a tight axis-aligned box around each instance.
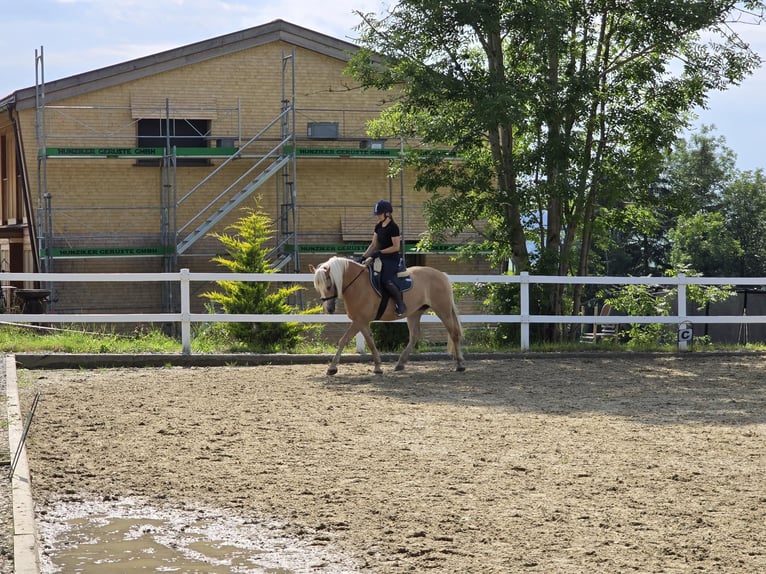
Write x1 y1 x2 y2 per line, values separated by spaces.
284 243 464 254
44 246 174 258
284 146 458 159
44 146 455 159
285 146 399 158
44 243 466 258
44 147 238 158
45 147 165 157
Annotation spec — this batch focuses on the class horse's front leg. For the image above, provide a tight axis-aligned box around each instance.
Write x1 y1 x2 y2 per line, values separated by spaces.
359 324 383 374
327 323 360 376
395 314 423 371
327 321 380 375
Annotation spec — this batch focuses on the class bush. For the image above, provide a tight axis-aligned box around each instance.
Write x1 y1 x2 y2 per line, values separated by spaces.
602 266 733 349
371 321 410 351
200 198 319 352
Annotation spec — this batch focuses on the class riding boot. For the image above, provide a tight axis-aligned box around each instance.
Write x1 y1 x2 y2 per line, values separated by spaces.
385 280 407 316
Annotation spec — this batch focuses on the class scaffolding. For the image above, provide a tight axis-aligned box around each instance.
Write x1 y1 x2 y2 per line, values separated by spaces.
28 43 483 319
34 48 299 312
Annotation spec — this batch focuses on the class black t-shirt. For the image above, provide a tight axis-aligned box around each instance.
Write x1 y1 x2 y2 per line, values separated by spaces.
374 220 401 255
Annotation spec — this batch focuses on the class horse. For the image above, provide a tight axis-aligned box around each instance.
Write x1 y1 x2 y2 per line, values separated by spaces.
312 256 465 375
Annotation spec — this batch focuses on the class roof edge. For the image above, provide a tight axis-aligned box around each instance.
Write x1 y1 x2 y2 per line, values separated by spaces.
12 19 360 109
0 94 15 113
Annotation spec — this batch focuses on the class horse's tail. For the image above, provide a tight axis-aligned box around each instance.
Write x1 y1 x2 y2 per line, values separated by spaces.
446 278 463 356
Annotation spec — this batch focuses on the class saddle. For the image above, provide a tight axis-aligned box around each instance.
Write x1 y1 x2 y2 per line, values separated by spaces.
368 257 412 295
368 257 412 319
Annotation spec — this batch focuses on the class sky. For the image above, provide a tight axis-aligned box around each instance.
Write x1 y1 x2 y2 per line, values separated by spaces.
1 1 764 173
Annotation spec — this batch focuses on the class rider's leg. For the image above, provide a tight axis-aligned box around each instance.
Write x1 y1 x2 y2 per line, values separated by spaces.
385 280 407 316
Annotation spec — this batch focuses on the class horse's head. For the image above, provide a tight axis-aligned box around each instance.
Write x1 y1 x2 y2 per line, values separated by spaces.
312 260 339 314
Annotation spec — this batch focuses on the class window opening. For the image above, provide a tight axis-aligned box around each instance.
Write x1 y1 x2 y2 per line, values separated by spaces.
136 118 210 166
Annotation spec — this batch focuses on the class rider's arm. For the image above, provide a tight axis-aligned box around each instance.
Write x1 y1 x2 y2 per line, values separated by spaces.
362 234 379 258
379 235 401 255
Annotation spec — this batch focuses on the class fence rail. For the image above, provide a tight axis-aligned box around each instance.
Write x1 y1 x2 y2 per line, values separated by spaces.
1 270 762 353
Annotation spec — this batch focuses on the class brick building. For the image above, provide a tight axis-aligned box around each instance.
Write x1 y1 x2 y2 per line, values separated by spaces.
0 20 489 315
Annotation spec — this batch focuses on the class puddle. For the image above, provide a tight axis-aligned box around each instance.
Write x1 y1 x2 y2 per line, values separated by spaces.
36 497 361 573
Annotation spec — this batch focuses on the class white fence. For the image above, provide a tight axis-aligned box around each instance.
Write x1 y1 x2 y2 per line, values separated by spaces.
1 270 763 353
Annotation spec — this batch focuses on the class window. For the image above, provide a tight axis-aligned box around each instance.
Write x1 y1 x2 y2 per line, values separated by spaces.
136 118 210 166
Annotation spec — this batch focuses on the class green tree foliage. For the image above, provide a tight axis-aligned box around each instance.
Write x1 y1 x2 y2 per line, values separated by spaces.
347 0 763 340
664 125 737 215
601 126 738 277
598 195 672 276
669 212 742 276
722 169 766 275
615 129 766 279
201 199 315 351
603 266 733 348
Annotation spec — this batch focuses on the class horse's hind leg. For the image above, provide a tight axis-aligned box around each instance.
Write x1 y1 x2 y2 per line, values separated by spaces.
395 314 423 371
359 325 383 374
447 316 465 372
451 332 466 372
434 306 465 372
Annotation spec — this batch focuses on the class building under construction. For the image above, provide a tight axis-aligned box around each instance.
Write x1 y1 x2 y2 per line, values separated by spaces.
0 20 489 316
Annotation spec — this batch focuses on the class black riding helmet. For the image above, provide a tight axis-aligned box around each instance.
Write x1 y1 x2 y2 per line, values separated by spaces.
373 199 393 215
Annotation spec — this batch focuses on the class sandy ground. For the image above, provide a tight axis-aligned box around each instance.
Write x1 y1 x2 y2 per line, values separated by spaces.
16 354 766 573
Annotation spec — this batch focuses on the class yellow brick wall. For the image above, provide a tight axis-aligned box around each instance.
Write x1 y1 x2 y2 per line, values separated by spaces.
17 41 409 249
3 35 493 316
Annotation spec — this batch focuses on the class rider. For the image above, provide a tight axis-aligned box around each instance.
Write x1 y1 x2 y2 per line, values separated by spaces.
361 199 407 316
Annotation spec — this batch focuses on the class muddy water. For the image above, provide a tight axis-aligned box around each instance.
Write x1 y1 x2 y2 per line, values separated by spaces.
37 498 360 573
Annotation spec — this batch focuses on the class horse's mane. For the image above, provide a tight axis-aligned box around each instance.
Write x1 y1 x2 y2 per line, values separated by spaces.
320 256 350 298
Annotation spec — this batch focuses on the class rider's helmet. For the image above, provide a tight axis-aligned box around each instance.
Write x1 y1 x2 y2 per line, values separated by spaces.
373 199 393 215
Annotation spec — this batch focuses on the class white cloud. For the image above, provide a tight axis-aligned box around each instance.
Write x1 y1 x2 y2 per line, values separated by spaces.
1 0 385 95
4 1 764 171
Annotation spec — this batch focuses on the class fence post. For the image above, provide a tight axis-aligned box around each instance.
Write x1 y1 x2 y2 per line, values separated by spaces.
677 273 689 351
520 272 530 351
356 332 365 353
180 268 192 355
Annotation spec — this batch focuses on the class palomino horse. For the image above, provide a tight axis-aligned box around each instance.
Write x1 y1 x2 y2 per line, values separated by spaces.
312 256 465 375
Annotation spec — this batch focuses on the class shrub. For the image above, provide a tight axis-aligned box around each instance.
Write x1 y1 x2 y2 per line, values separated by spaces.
200 198 319 351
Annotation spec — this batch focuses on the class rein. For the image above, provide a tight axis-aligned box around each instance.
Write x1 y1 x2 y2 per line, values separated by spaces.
342 263 367 294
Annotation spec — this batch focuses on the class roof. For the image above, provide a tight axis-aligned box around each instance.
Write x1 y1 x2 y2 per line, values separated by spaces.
5 19 360 111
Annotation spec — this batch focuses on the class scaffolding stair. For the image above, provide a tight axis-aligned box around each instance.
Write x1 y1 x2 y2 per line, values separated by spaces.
176 153 291 255
267 237 295 271
272 253 293 271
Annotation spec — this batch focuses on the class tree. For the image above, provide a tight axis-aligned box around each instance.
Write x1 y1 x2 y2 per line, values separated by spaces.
669 211 742 276
599 196 672 277
663 125 737 215
348 0 764 340
602 126 737 277
201 198 316 351
722 169 766 276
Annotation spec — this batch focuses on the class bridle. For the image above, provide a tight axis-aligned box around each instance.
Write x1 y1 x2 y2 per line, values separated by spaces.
320 286 338 302
319 261 367 302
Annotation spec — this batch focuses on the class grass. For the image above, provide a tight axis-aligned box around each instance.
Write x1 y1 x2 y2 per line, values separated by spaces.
0 322 339 355
0 322 762 355
0 324 181 354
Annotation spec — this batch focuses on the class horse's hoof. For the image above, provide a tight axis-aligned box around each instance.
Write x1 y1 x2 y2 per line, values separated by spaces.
456 366 466 372
326 367 338 376
374 367 383 375
394 364 405 371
